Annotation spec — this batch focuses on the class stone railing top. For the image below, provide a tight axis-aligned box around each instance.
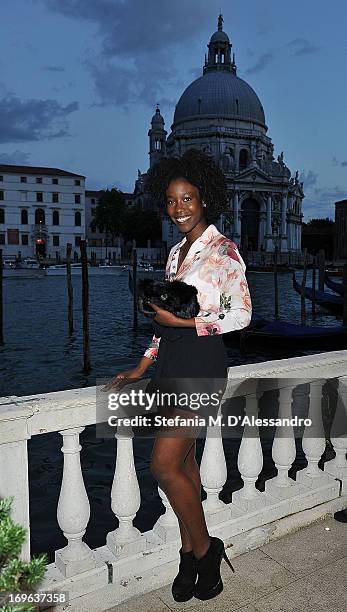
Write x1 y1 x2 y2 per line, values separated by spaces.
1 350 346 444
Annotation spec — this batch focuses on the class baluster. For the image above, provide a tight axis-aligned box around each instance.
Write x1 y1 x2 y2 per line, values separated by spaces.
55 427 103 577
265 385 301 499
324 376 347 493
200 403 230 523
107 424 146 557
152 486 180 542
232 392 266 511
296 380 332 487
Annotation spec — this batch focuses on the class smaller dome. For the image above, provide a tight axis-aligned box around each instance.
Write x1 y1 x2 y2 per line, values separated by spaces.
210 30 230 43
151 107 164 125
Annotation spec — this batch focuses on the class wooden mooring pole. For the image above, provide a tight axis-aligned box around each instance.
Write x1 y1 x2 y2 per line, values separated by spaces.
80 240 91 374
312 254 316 320
274 246 279 319
343 263 347 326
317 248 325 292
0 249 3 345
66 243 74 335
301 248 308 325
132 249 138 328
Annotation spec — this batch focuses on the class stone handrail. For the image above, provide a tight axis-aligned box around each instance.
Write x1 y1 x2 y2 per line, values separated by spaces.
0 350 346 610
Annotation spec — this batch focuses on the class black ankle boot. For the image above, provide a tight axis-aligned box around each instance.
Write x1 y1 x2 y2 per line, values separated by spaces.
193 537 235 600
171 548 198 602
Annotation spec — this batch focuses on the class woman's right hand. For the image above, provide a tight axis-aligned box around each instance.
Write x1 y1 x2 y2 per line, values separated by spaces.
101 367 142 392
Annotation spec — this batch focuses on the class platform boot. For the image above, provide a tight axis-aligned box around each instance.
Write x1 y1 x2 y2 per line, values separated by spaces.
193 536 235 600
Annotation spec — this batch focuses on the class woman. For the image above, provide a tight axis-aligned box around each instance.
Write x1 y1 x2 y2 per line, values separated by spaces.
104 149 252 601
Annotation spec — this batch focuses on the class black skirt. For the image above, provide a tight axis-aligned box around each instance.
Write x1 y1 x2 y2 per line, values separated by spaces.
143 321 228 434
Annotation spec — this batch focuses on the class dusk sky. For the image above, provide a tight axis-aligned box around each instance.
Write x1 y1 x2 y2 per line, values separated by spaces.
1 0 346 221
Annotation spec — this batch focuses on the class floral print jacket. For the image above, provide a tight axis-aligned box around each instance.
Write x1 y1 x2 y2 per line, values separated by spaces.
143 223 252 361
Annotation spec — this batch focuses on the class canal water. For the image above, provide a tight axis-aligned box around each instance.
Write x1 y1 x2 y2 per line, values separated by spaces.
0 270 341 561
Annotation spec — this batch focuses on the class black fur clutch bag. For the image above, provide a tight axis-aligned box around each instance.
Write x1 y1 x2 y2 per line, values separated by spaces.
137 278 200 319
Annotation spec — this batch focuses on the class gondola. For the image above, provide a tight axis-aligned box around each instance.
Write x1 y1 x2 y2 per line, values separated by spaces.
225 312 347 349
324 273 344 297
292 272 343 315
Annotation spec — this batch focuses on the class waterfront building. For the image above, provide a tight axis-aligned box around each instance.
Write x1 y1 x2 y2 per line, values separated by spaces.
0 164 85 260
135 15 305 253
334 199 347 260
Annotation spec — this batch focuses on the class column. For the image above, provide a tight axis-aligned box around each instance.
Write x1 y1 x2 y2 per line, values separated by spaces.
280 193 288 253
265 193 274 252
233 192 240 238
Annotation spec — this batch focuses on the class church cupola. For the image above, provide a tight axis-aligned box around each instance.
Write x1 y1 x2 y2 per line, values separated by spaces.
204 14 237 75
148 104 167 167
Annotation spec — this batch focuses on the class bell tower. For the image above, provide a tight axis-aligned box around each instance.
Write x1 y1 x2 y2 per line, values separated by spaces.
148 105 167 168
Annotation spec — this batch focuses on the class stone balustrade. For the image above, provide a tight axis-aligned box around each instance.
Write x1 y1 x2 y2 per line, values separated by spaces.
0 350 346 611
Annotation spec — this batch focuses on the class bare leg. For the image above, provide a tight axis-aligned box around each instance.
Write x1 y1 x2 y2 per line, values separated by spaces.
178 441 201 552
150 434 210 560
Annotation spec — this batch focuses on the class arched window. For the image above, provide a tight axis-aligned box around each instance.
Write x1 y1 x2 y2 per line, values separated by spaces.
239 149 248 171
0 208 4 224
21 209 28 224
35 208 45 225
52 210 59 225
75 211 81 226
155 139 161 151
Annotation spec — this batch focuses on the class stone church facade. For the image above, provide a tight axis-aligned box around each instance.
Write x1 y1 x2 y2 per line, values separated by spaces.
136 15 304 253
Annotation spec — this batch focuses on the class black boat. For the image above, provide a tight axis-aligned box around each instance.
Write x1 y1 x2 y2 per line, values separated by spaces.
227 312 347 349
324 273 344 297
293 272 343 315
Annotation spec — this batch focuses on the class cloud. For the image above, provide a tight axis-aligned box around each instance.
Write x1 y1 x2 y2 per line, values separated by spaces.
42 65 65 72
333 156 347 168
42 0 213 109
0 150 31 164
286 38 320 56
245 50 274 74
303 185 346 220
0 96 78 143
299 170 318 189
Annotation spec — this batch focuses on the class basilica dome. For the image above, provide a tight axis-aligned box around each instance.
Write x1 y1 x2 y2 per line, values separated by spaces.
173 70 266 126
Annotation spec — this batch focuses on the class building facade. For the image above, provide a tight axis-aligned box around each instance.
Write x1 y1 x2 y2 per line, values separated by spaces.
334 199 347 260
137 15 305 252
0 165 85 259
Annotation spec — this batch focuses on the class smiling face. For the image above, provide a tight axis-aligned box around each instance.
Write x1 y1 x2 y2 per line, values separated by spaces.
166 177 208 237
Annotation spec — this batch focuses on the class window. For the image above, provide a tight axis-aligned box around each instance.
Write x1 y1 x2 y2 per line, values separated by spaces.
0 209 4 223
0 191 3 200
20 176 27 183
36 177 42 184
75 236 81 247
74 194 81 204
91 224 96 233
239 149 248 171
91 198 95 204
98 224 104 233
53 235 60 247
52 178 58 185
21 210 28 224
91 207 96 216
36 192 43 202
21 234 29 245
52 210 59 225
0 176 3 182
52 192 59 203
74 179 81 186
75 211 81 226
0 234 5 244
20 192 27 202
35 208 45 224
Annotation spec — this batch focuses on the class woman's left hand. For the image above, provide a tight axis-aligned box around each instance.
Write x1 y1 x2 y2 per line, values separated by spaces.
147 303 181 326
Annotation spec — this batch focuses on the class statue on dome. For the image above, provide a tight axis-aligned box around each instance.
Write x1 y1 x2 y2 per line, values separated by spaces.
277 151 284 165
218 14 224 31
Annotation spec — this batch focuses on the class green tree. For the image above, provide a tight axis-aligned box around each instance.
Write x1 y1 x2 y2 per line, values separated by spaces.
0 497 48 611
123 207 162 247
90 189 126 251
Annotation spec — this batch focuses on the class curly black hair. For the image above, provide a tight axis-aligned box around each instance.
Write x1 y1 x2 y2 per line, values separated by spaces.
144 149 229 224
